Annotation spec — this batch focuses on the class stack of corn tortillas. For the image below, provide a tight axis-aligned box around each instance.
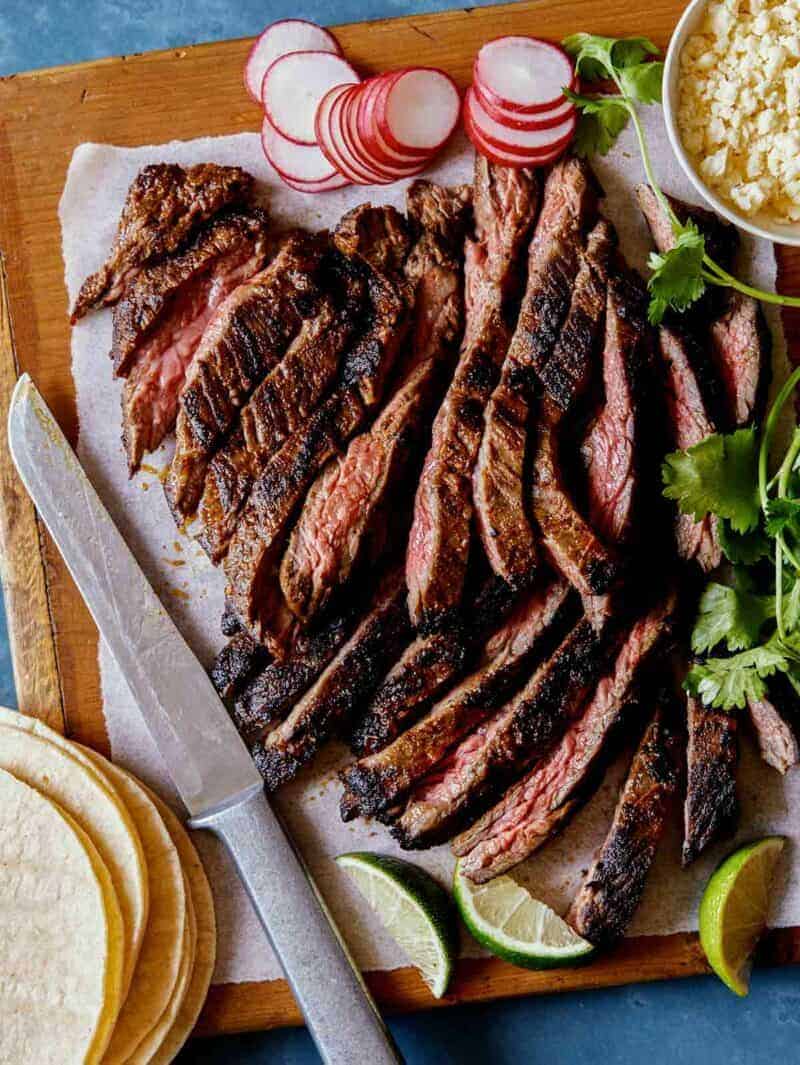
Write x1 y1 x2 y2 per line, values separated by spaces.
0 708 216 1064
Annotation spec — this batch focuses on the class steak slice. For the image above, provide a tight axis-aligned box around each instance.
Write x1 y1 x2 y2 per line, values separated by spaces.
72 163 253 321
746 674 800 774
196 253 365 562
474 211 609 588
209 631 269 701
452 593 676 882
392 614 613 848
340 578 574 820
581 266 652 546
682 693 738 865
164 232 328 518
406 160 539 629
279 184 468 622
115 209 271 473
566 704 680 947
230 607 356 744
251 568 412 789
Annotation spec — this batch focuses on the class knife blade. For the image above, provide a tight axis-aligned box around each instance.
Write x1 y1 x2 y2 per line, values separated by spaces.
8 373 403 1065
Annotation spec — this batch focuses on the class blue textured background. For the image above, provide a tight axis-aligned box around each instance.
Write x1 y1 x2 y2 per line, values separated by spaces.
1 3 798 1062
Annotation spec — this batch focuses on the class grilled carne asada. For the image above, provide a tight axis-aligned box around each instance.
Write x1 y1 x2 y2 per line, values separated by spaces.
197 253 365 562
567 704 681 946
392 613 613 848
340 578 573 820
223 208 412 650
251 568 412 789
164 232 328 519
682 693 739 865
279 183 469 622
209 630 269 701
473 169 605 589
115 209 271 473
406 160 539 629
452 593 677 881
72 163 254 321
746 674 800 774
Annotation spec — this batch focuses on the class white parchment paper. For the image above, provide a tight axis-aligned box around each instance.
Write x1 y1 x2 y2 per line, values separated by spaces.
59 108 796 986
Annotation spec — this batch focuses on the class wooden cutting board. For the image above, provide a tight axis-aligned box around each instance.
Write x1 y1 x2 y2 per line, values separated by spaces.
1 0 799 1036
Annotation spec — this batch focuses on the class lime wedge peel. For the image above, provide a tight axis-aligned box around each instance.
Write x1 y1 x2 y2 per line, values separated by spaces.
336 852 459 998
453 861 595 970
699 836 786 997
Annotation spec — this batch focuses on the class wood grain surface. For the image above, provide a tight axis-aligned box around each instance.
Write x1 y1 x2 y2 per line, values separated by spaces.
0 0 798 1035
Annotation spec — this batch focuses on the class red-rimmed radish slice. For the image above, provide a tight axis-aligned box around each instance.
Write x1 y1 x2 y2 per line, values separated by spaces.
463 97 569 168
376 68 460 154
357 77 431 167
316 83 378 185
262 50 360 145
343 85 429 181
261 115 339 183
337 85 398 184
474 36 575 115
465 87 576 154
244 19 342 103
280 171 351 193
473 75 577 131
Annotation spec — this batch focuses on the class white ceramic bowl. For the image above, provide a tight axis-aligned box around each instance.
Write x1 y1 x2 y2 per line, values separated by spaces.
664 0 800 246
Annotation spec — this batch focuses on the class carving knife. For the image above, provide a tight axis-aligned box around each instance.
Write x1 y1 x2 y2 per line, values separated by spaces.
8 373 403 1065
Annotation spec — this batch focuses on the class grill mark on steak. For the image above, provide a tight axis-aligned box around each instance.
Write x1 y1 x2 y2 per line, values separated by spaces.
581 266 652 546
209 630 269 701
452 593 677 882
682 693 738 865
196 253 365 563
474 208 608 589
392 613 613 848
251 568 412 789
406 160 539 630
72 163 253 321
566 703 680 947
223 208 412 651
279 184 468 623
115 209 271 473
339 578 574 820
164 232 328 519
746 674 800 774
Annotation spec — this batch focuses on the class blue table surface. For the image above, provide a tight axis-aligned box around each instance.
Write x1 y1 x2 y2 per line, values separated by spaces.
2 3 798 1062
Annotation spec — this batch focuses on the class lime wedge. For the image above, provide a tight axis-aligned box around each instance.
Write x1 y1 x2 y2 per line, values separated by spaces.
699 836 786 996
453 862 594 969
336 852 459 998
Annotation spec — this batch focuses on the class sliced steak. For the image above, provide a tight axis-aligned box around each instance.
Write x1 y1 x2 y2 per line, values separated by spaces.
581 266 652 546
251 569 412 789
566 704 681 947
746 674 800 774
164 232 328 518
682 693 738 865
115 209 271 473
392 613 613 848
209 631 269 701
636 185 738 271
340 578 574 820
453 593 676 881
406 160 539 629
230 607 356 744
72 163 253 321
197 253 365 562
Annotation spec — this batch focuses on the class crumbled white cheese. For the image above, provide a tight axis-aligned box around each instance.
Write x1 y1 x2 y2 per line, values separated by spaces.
678 0 800 221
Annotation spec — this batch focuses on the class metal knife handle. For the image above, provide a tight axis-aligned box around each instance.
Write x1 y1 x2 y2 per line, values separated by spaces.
191 789 404 1065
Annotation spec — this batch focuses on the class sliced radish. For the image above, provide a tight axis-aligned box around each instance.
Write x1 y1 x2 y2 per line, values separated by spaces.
473 76 577 131
316 84 376 186
474 36 575 115
376 68 460 153
465 87 576 155
261 115 339 183
280 172 351 193
463 97 569 168
337 85 397 184
343 85 429 181
262 50 360 145
357 77 431 168
244 19 341 104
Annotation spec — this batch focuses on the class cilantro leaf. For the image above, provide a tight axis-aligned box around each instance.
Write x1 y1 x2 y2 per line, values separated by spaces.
562 33 660 82
765 497 800 538
618 60 664 104
691 582 775 655
718 519 772 564
565 91 630 156
784 577 800 632
662 428 760 533
686 645 787 709
647 221 707 324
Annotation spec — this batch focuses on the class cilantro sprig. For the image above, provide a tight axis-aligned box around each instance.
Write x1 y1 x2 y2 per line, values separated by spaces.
562 33 800 324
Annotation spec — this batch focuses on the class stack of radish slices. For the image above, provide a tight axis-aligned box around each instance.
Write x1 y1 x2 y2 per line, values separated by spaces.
245 19 460 192
464 36 578 168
